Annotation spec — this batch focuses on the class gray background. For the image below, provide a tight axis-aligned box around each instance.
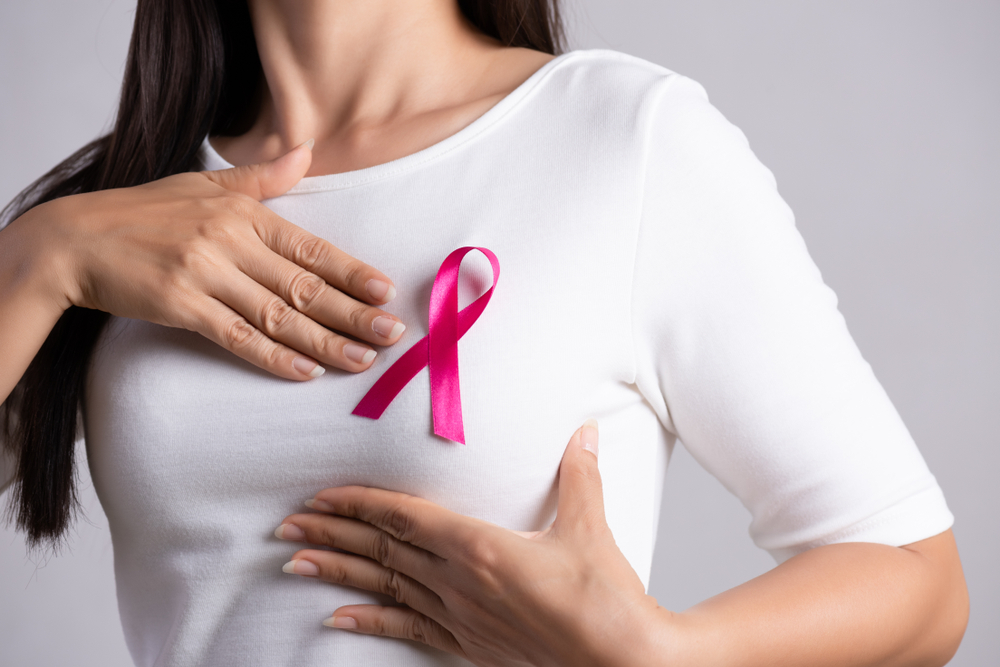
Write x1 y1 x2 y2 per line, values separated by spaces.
1 1 996 664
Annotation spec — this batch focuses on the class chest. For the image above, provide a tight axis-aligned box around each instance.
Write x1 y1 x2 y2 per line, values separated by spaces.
82 171 641 543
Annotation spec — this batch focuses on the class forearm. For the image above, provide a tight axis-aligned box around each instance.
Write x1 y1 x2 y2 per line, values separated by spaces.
640 530 968 667
0 205 71 404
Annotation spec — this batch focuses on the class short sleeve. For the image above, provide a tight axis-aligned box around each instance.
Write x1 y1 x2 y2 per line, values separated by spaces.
631 74 953 562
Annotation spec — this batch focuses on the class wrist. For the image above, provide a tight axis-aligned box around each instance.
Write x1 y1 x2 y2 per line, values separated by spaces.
617 600 711 667
3 200 79 313
587 595 690 667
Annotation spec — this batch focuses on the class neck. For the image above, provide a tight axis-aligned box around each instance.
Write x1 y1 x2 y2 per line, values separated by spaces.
247 0 502 149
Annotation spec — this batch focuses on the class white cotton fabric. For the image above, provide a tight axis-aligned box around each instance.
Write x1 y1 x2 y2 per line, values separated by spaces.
2 49 952 666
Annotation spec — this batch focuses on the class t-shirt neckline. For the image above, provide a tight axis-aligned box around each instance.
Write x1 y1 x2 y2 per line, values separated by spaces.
199 50 580 194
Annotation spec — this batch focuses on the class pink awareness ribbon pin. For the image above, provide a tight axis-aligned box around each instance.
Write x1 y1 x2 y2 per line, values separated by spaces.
352 246 500 444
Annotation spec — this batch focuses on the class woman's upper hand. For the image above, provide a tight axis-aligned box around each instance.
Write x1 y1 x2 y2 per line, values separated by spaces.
274 421 669 666
33 141 405 380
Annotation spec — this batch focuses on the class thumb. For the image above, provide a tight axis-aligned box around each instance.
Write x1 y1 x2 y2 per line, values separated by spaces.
202 138 314 201
554 418 607 535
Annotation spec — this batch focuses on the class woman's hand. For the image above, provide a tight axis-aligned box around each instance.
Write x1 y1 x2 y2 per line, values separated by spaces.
30 141 405 380
274 421 666 666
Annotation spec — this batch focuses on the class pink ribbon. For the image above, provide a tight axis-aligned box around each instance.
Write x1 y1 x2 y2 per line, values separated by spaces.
352 247 500 444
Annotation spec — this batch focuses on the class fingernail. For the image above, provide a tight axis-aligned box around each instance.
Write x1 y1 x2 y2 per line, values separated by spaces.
365 279 396 303
344 343 377 364
581 418 599 458
292 356 325 378
300 138 315 150
372 316 406 339
304 498 335 512
274 523 306 541
323 616 358 629
282 559 320 576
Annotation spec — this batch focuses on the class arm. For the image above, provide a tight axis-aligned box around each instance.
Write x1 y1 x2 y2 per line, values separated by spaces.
273 422 968 666
0 141 405 411
1 143 403 502
0 208 69 405
624 75 970 665
268 74 968 666
654 529 968 667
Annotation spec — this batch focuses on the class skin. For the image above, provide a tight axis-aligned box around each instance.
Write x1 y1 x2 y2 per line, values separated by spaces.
0 0 969 663
213 0 555 174
276 423 970 667
0 144 401 402
0 0 551 405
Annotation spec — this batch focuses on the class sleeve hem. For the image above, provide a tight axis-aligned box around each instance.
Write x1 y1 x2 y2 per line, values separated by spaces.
766 484 955 563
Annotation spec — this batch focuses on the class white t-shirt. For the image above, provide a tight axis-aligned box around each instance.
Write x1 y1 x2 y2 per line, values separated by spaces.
5 49 953 666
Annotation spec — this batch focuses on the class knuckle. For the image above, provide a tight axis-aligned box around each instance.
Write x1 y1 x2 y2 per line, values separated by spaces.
287 271 327 311
159 264 192 297
466 538 500 571
462 538 504 597
199 214 241 244
172 237 216 274
219 190 258 216
259 298 297 335
381 569 405 603
316 522 340 550
262 341 285 368
324 560 350 585
370 532 395 568
348 304 372 333
381 502 417 542
224 317 260 351
371 613 390 637
210 190 260 227
342 263 367 291
344 496 366 522
311 332 339 361
292 236 328 271
405 615 428 644
206 225 242 250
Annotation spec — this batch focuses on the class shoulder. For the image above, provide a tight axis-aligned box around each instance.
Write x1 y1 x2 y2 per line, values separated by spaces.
536 49 711 113
524 49 734 159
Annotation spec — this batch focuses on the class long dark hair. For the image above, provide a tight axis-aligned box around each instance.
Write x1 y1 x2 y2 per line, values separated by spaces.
1 0 564 548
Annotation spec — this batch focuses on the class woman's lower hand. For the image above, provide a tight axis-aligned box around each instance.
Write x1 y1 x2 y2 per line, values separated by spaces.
29 140 404 379
275 421 669 666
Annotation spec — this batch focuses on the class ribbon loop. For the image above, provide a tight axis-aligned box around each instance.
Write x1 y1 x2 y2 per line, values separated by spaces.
352 247 500 444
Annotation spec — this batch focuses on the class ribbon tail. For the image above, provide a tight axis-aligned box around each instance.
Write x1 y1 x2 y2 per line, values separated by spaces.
428 248 466 444
352 337 430 419
429 336 465 444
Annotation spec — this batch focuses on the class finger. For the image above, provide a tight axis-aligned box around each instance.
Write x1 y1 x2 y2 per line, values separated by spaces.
202 139 313 201
236 246 406 346
553 419 608 536
324 605 464 657
251 216 398 306
201 140 399 306
309 487 478 555
275 512 441 583
185 293 324 380
209 267 377 372
281 548 445 618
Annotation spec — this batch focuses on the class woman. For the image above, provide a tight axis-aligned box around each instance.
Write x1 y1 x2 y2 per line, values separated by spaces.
0 0 969 665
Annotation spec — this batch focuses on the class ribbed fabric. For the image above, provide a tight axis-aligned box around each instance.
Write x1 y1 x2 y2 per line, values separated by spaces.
4 49 952 667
